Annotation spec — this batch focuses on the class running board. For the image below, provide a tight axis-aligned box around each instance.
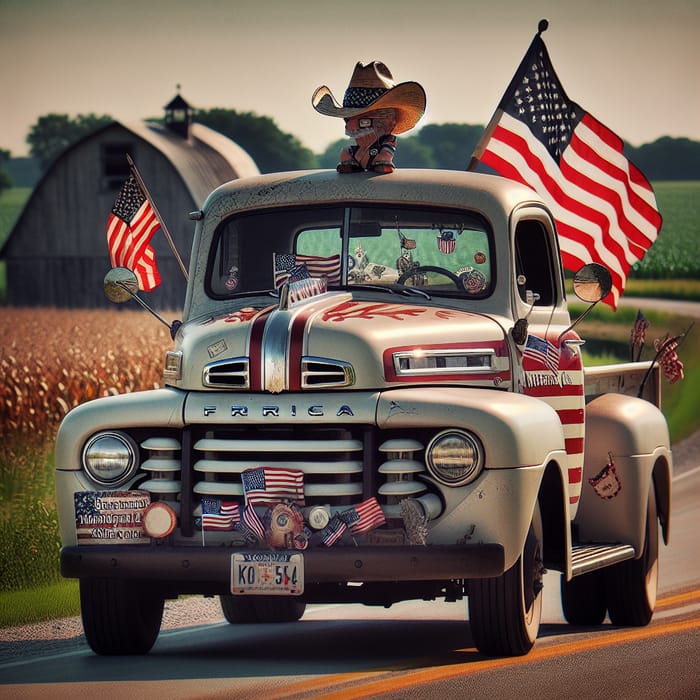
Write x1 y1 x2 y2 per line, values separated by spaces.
570 543 636 577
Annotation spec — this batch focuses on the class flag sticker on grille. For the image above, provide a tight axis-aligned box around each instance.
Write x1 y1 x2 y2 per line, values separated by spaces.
242 467 305 506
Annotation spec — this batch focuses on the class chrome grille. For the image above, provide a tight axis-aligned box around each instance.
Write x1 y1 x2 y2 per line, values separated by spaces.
139 436 182 496
134 427 440 539
192 434 364 502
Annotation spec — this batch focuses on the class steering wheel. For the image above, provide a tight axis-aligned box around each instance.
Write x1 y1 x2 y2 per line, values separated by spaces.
397 265 462 289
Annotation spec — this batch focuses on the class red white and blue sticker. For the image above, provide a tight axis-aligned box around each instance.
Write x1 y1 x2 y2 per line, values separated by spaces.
589 454 622 499
457 266 487 293
74 490 150 544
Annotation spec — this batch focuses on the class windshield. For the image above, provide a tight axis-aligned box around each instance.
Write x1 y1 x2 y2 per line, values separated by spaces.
207 204 493 300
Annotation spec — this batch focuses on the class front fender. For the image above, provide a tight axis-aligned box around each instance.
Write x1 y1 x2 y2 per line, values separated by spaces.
377 386 566 468
54 387 187 470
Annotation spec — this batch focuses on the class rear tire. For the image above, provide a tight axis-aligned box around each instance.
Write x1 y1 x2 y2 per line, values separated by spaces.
469 503 544 656
220 595 306 623
605 484 659 626
220 594 258 623
561 569 607 626
80 578 164 655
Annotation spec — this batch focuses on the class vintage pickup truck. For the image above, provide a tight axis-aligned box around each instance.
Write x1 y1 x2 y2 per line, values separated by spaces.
55 168 672 657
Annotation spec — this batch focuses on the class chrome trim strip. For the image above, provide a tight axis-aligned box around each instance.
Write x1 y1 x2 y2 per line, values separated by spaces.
262 310 291 393
393 348 496 376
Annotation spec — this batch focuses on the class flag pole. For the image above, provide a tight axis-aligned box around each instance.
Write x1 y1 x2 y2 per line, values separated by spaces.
467 109 504 172
126 154 189 281
466 19 550 172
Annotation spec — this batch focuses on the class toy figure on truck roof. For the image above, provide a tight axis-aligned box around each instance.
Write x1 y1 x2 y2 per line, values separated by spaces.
312 61 426 173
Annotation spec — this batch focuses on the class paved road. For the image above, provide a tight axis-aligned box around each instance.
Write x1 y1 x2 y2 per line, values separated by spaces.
616 296 700 319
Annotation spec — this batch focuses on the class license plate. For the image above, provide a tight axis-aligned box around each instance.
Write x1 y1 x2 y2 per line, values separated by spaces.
231 552 304 595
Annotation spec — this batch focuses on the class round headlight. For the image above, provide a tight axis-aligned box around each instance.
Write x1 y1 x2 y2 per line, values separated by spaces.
82 432 138 486
426 430 484 486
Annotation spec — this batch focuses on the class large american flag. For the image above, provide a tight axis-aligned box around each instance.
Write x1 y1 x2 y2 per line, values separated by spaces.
274 253 341 288
471 32 661 309
107 175 162 291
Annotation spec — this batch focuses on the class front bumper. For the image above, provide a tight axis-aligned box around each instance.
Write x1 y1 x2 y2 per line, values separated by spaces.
61 543 504 592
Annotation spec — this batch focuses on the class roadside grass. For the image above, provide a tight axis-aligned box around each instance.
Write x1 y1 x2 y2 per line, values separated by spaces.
0 441 62 593
0 580 80 627
0 439 79 627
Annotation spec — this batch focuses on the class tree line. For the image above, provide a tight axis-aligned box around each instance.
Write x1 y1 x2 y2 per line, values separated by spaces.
2 110 699 193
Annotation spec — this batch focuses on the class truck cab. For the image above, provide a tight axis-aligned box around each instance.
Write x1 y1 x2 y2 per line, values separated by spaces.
55 169 672 656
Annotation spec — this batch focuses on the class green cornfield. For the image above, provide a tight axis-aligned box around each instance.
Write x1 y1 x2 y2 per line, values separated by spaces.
631 181 700 279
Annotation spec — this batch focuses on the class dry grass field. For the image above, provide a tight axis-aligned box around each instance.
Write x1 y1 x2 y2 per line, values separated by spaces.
0 307 173 592
1 307 173 442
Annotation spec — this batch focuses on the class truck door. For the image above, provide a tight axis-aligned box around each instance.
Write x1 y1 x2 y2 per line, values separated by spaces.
513 214 585 511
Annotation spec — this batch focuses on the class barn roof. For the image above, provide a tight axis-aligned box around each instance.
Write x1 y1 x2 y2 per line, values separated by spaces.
0 119 259 261
123 120 260 204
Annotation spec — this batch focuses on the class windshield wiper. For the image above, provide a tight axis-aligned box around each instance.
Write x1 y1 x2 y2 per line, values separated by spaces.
399 286 431 300
344 283 431 300
342 284 397 295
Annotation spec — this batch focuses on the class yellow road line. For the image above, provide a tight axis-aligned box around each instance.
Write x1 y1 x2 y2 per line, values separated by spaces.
656 589 700 609
268 616 700 700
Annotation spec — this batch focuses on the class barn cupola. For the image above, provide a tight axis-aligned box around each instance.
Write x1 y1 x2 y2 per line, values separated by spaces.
164 89 193 139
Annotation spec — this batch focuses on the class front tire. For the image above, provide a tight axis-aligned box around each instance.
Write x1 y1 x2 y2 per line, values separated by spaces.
80 578 164 655
469 503 544 656
220 594 306 623
605 484 659 626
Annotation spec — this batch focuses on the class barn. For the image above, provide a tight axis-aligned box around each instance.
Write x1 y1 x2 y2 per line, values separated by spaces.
0 95 259 309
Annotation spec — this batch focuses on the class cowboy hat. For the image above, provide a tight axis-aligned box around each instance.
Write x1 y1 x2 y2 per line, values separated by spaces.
312 61 426 134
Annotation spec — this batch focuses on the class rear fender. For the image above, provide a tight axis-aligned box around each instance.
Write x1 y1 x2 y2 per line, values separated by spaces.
576 393 672 552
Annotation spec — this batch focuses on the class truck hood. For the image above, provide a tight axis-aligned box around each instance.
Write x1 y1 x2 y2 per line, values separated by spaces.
172 292 512 393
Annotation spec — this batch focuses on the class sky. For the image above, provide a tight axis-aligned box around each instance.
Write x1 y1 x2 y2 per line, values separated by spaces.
1 0 699 158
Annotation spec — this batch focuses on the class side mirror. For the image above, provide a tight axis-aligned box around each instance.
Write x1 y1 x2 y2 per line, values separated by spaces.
103 267 181 339
558 263 613 343
104 267 139 303
573 263 612 304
